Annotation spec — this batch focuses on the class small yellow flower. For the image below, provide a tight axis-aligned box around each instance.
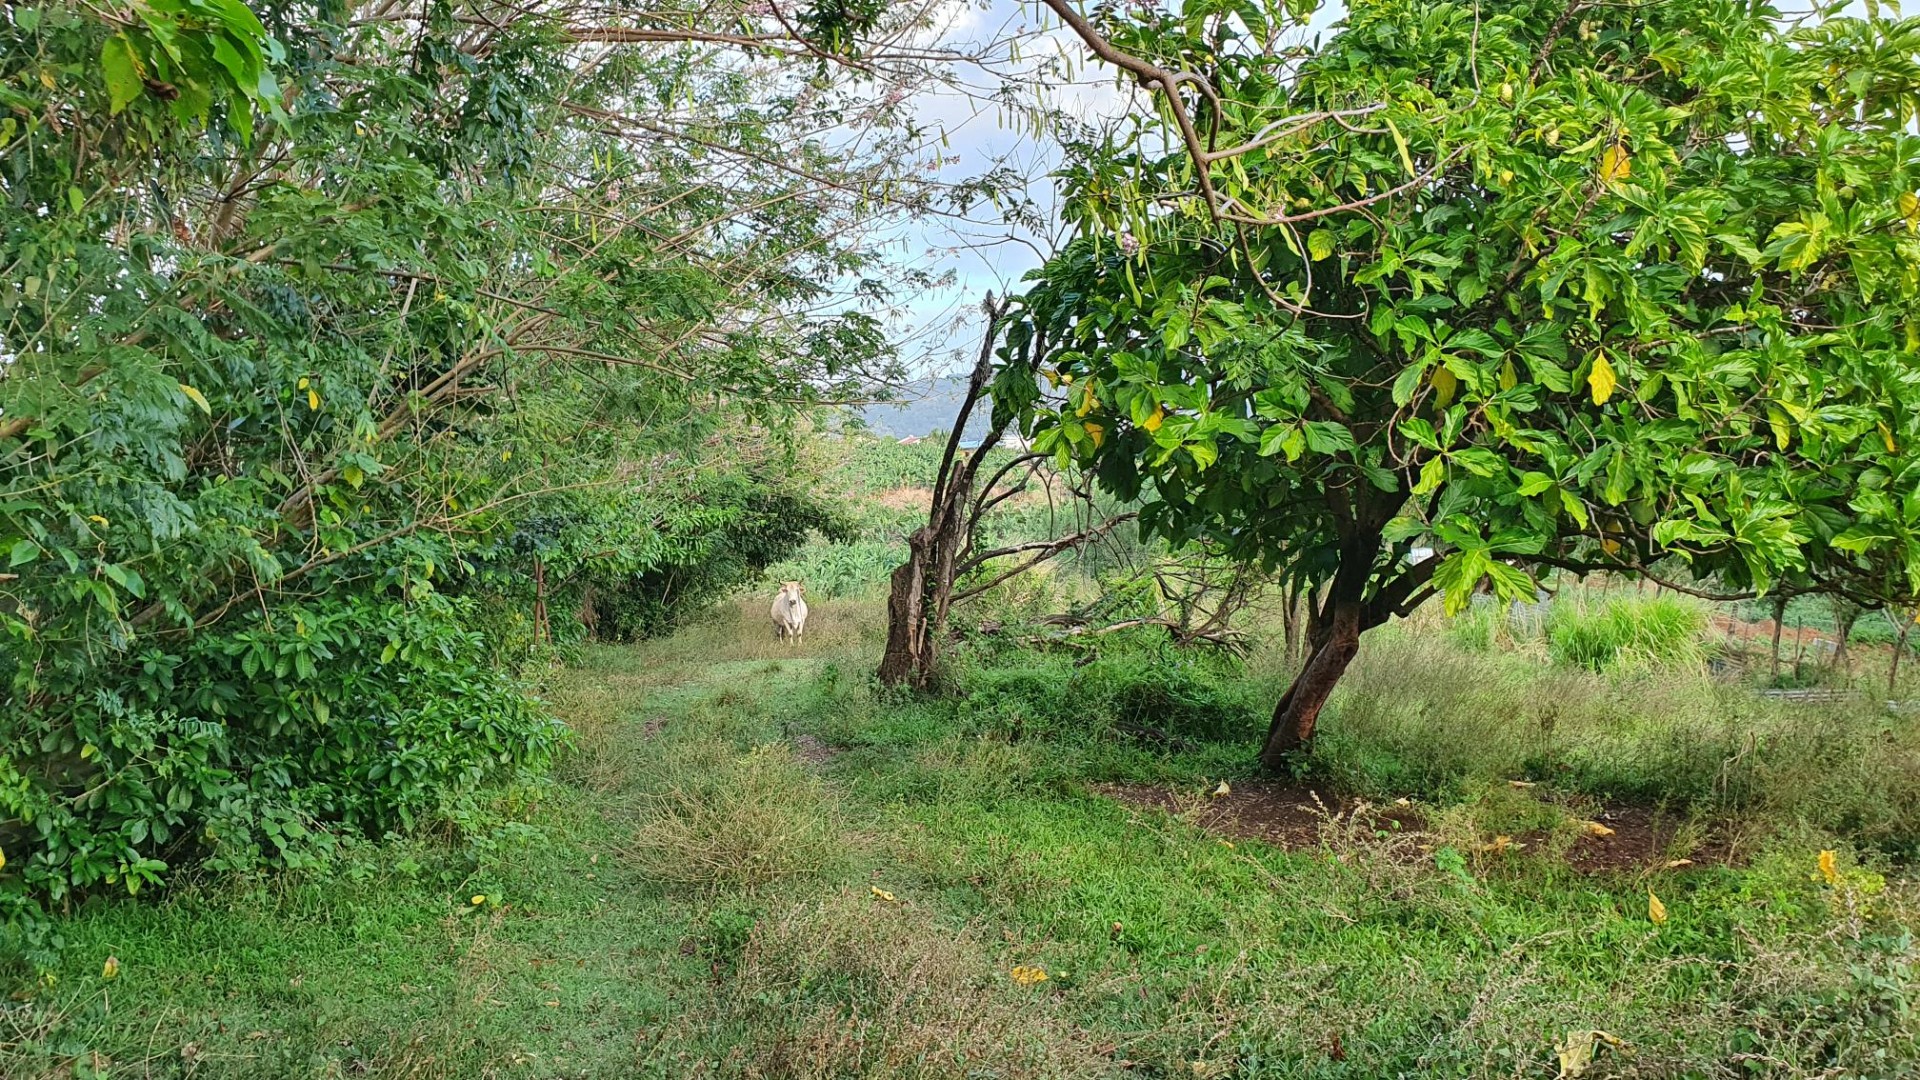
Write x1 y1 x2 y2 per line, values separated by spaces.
1010 965 1048 986
102 956 120 980
470 894 486 906
870 886 897 903
1648 890 1668 926
1818 850 1840 887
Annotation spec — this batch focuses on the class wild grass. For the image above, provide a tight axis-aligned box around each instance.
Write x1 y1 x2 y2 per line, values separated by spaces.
623 743 845 889
1545 592 1711 673
8 585 1920 1079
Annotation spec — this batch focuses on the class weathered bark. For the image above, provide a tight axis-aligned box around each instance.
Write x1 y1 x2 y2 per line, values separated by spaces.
1260 609 1362 768
1890 608 1914 696
878 526 938 688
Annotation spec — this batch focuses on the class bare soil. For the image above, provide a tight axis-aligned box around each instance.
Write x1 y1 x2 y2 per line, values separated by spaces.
1096 780 1738 875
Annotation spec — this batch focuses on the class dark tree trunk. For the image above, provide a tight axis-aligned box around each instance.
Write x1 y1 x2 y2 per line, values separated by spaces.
1769 595 1788 682
1260 596 1362 768
532 555 550 644
1890 610 1913 696
1830 598 1861 677
878 525 940 689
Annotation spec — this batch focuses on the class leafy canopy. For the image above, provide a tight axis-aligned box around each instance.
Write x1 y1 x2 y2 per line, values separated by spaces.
1001 0 1920 615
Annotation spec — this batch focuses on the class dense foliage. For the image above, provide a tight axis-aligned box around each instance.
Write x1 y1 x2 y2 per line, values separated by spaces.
0 1 951 907
1002 0 1920 761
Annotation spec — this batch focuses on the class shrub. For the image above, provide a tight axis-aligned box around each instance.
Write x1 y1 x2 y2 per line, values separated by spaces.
0 593 564 913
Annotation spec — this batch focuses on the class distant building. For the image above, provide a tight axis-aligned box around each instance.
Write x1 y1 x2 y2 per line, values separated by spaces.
897 435 923 446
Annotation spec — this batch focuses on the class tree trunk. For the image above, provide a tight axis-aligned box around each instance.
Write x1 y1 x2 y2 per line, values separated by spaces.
1259 598 1362 768
532 554 550 644
1769 595 1788 682
878 526 938 689
1891 611 1913 697
1830 597 1861 677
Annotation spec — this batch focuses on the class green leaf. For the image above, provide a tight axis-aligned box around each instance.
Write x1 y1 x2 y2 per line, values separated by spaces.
1307 228 1335 262
1302 421 1355 454
101 34 144 116
1516 471 1555 497
8 539 39 567
1391 361 1429 407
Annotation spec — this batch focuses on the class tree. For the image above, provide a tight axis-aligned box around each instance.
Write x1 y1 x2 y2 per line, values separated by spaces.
0 0 1006 903
877 298 1136 689
1001 0 1920 768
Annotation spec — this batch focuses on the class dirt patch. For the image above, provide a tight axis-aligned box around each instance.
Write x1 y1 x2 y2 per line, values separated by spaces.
1097 781 1736 874
1096 780 1418 850
873 486 933 511
790 734 841 766
1542 803 1739 874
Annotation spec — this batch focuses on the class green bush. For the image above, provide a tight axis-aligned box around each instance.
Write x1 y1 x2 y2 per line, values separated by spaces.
0 593 565 913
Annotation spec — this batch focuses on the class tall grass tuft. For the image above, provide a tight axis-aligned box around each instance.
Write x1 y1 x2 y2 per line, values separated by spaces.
1545 593 1709 673
623 743 843 889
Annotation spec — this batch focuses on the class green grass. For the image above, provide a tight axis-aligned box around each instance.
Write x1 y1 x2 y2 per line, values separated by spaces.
5 599 1918 1078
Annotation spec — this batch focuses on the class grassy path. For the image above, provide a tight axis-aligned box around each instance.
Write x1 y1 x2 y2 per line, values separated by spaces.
4 602 1914 1078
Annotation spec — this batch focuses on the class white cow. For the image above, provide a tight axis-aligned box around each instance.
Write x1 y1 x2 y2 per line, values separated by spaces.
771 581 809 646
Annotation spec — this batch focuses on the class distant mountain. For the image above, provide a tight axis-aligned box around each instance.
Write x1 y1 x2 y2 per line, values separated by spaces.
850 376 997 442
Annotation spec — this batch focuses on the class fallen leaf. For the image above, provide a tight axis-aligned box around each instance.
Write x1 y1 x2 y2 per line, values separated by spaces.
470 894 486 906
870 886 897 903
544 1000 559 1008
1507 779 1536 789
1010 965 1048 986
1212 781 1231 798
1583 821 1615 838
1664 859 1694 869
1477 835 1519 855
1648 889 1668 926
101 956 119 980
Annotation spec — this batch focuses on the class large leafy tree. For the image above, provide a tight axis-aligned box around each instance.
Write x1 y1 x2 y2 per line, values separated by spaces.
0 0 996 903
1002 0 1920 766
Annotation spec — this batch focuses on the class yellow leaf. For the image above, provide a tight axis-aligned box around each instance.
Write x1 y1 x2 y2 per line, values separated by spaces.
1508 779 1536 788
101 956 119 980
1143 404 1164 433
1588 352 1617 405
87 515 109 528
544 1000 559 1007
1556 1030 1595 1078
1901 191 1920 226
1601 538 1622 555
179 384 211 416
297 376 310 390
1212 781 1230 798
1881 422 1897 454
501 449 512 461
470 894 486 905
0 845 6 872
1648 889 1668 925
307 388 320 411
1583 821 1615 838
870 886 897 903
1010 965 1048 986
1076 382 1096 418
1085 422 1105 449
1600 143 1632 184
1431 366 1459 407
1043 368 1061 388
1478 834 1516 854
1664 858 1694 869
1818 849 1840 886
